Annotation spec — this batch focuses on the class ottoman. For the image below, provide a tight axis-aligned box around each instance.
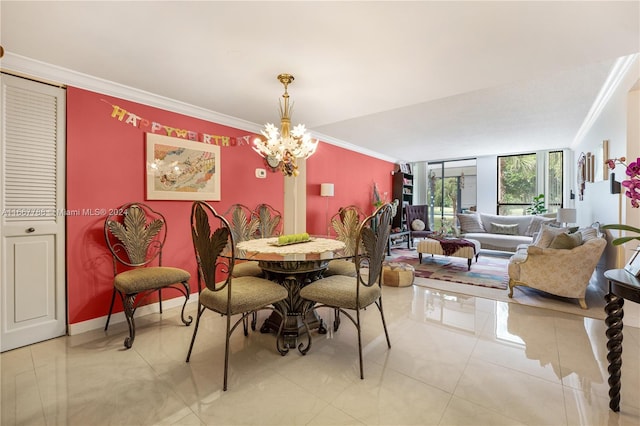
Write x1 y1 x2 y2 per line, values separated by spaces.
382 261 415 287
417 238 480 270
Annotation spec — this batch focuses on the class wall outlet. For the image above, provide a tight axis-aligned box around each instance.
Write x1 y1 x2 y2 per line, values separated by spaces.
255 168 267 178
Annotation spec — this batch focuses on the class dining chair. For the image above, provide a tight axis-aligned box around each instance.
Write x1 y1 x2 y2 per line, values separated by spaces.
298 203 393 379
323 205 365 277
103 202 192 349
224 204 262 278
253 203 282 238
186 201 289 391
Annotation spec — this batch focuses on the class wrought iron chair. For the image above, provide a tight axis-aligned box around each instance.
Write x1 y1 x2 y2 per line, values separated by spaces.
323 205 365 278
186 201 288 391
224 204 262 278
103 202 192 349
253 203 282 239
298 203 393 379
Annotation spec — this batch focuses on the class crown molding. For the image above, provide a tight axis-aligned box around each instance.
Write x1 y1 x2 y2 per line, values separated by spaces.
1 53 399 164
0 52 258 133
572 53 639 148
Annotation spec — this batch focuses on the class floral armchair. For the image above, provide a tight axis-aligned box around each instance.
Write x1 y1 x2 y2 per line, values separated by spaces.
507 227 606 309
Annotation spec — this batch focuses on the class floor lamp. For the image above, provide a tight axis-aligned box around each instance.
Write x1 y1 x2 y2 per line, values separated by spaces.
320 183 334 236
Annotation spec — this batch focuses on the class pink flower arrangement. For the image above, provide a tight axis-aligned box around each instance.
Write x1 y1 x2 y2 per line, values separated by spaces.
603 156 640 247
607 156 640 208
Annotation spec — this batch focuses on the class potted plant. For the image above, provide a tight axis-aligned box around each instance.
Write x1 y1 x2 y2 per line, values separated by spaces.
526 194 547 215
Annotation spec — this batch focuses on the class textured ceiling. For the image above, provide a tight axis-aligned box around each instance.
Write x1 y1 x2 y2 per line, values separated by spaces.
1 1 639 162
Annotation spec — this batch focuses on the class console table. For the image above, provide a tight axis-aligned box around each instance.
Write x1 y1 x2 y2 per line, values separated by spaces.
603 268 640 412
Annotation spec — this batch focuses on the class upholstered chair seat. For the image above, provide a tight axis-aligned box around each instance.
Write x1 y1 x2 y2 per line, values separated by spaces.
114 267 191 294
198 276 287 315
231 261 264 278
323 259 357 277
300 276 381 309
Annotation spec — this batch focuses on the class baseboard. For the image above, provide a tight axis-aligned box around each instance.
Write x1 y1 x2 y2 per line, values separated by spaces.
68 295 197 336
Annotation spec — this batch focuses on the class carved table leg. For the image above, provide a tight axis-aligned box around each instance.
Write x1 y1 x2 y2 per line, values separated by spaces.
605 291 624 412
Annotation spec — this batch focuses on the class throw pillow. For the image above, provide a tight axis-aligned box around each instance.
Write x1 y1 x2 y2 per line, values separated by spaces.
549 232 582 249
533 224 569 248
457 213 485 233
525 215 556 237
411 219 426 231
578 227 598 241
490 222 519 235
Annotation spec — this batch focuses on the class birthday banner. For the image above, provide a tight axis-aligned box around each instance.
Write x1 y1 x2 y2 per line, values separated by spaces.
107 102 255 147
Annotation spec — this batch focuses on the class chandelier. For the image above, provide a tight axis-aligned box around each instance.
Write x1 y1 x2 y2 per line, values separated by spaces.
253 73 318 177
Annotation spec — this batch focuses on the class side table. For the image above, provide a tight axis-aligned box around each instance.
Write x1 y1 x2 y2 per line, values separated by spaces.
387 230 411 255
603 268 640 412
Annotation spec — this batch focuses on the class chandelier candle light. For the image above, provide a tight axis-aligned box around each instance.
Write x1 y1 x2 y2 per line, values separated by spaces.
253 74 319 177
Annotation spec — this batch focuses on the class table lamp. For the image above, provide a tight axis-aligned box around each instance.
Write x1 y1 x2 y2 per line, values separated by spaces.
557 208 577 227
320 183 334 236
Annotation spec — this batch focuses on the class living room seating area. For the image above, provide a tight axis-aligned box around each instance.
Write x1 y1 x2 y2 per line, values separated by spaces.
457 211 557 252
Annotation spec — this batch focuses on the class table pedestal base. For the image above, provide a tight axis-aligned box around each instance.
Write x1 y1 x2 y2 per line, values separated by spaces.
258 260 330 350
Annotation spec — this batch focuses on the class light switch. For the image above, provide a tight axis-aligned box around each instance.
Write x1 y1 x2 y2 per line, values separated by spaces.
256 168 267 178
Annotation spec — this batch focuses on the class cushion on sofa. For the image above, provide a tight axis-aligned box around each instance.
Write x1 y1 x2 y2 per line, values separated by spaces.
490 222 519 235
478 213 533 236
533 224 570 248
525 215 556 237
578 227 598 241
458 213 485 233
548 232 582 249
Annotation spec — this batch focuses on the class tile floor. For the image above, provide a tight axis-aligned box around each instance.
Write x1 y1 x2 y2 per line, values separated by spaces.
2 284 639 425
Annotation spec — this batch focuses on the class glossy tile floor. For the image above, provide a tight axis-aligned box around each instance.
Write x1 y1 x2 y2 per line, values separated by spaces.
2 285 639 425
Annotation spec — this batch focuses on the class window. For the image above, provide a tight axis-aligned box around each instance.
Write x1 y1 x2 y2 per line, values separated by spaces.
497 151 563 216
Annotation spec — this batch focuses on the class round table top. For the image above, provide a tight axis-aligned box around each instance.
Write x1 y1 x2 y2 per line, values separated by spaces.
234 237 349 262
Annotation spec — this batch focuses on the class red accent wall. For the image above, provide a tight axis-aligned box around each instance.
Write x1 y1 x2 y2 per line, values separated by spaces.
65 87 394 324
305 143 395 235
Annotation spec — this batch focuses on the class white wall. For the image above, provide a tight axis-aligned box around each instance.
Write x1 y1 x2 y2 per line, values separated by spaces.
572 56 640 268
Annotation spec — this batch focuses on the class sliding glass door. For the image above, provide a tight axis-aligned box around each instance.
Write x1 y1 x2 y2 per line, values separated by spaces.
427 159 477 231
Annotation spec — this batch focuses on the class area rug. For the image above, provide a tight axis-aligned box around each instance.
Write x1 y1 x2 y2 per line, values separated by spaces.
392 254 509 290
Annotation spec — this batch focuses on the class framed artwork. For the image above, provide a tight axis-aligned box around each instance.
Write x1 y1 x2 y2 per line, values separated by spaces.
624 246 640 277
146 133 221 201
577 152 586 200
594 139 609 182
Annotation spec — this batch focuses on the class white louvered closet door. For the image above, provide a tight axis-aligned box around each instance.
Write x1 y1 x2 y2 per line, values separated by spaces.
1 73 66 352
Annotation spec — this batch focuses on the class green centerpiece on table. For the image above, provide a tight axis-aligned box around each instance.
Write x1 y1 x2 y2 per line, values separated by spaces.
277 233 311 245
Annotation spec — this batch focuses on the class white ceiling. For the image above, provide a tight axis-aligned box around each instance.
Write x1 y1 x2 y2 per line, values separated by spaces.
1 1 639 163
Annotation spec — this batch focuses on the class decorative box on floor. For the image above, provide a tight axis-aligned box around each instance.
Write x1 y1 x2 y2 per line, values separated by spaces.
382 261 415 287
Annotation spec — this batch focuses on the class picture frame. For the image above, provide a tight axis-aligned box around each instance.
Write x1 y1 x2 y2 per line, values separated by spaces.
146 133 221 201
595 139 609 181
624 246 640 277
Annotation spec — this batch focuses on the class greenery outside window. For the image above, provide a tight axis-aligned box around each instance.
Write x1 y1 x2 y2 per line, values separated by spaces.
497 151 563 216
427 159 477 230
